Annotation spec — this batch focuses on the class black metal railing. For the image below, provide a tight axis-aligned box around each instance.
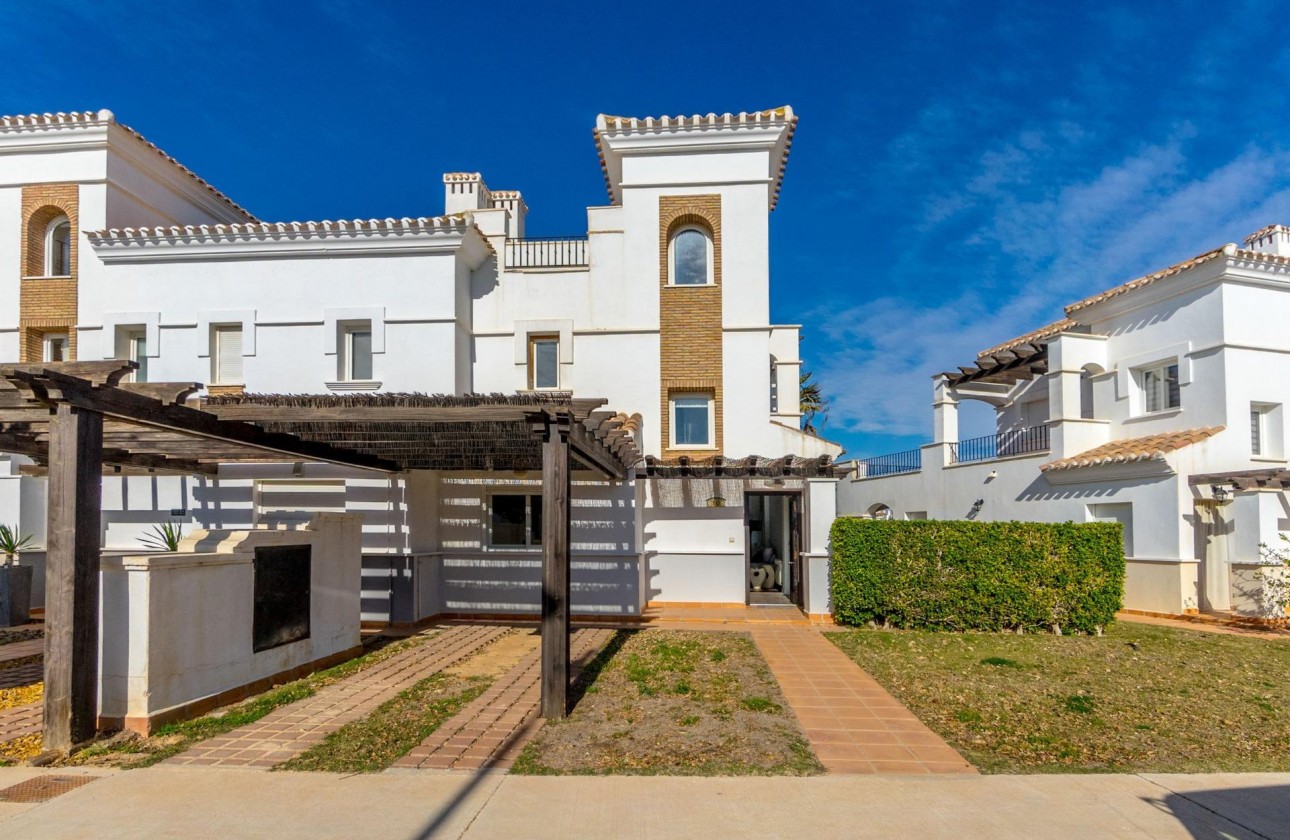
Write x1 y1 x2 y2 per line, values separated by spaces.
951 424 1050 464
505 236 588 268
853 448 922 478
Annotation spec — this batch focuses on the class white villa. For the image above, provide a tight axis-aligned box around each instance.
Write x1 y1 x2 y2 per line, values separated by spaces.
841 229 1290 619
0 107 842 629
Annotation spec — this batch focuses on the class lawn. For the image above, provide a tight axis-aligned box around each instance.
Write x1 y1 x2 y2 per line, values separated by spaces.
513 630 823 776
827 622 1290 774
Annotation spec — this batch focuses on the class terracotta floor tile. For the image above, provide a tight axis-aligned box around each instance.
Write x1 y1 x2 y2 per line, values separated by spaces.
868 760 930 774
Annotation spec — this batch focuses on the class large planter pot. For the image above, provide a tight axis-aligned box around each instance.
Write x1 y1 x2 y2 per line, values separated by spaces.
0 564 34 627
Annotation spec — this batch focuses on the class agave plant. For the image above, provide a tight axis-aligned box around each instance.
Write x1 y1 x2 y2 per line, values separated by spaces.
0 524 33 566
140 521 185 552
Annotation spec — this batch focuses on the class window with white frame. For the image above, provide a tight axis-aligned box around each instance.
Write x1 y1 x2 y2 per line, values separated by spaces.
528 334 559 390
45 216 71 277
340 323 373 382
769 356 779 413
1139 362 1180 413
1250 402 1282 458
212 325 244 385
668 226 713 286
671 392 714 448
43 333 69 362
125 328 148 383
490 493 543 547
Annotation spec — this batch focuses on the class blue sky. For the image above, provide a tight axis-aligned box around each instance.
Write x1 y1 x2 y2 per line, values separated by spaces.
4 0 1290 458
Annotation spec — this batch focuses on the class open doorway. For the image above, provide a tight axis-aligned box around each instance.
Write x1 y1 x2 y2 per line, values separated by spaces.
745 492 802 607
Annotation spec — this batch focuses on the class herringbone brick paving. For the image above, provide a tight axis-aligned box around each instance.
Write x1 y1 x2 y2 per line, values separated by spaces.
167 624 510 768
395 627 614 772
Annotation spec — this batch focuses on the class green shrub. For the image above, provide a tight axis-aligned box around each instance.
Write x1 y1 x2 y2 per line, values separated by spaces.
829 519 1124 633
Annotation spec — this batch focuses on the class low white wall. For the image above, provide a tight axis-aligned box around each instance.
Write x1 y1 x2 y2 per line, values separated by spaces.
1124 559 1197 614
99 513 363 727
802 553 831 615
1230 562 1288 618
645 552 744 604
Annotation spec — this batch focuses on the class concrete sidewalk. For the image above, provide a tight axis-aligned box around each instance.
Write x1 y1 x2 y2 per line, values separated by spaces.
1 766 1287 839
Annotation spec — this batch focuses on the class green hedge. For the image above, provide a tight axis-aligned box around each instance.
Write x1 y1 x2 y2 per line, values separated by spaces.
829 519 1125 633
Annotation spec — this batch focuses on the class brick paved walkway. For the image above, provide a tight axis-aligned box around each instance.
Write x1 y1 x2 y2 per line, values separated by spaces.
0 701 41 744
0 660 43 691
395 628 614 772
750 626 976 775
167 625 511 768
0 638 43 665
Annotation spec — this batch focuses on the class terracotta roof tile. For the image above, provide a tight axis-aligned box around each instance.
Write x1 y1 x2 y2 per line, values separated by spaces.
978 318 1080 361
1064 248 1227 314
0 110 256 222
593 107 797 210
1040 426 1224 472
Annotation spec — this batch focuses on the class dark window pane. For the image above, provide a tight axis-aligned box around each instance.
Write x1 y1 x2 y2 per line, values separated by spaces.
1165 364 1180 408
533 340 558 388
492 494 527 546
530 494 542 546
672 229 708 285
51 222 71 276
349 330 372 380
674 398 710 446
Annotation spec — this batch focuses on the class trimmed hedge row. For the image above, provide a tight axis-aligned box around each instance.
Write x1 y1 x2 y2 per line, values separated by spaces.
829 519 1125 633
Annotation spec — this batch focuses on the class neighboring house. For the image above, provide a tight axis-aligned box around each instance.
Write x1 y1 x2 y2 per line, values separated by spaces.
0 108 841 622
840 228 1290 619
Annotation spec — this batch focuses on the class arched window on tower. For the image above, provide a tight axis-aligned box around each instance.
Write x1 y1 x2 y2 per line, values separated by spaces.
45 216 71 277
668 226 713 286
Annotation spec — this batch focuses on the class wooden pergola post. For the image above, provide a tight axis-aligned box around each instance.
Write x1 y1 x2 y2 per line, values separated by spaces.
43 403 104 751
539 413 572 719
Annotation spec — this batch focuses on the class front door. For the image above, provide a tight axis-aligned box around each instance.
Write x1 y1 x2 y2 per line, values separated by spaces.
789 494 803 608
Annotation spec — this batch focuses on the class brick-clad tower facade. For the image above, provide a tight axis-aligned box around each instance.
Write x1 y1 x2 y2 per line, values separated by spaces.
19 184 80 361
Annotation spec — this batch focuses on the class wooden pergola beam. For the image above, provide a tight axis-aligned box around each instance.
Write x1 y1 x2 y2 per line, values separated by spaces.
535 413 572 720
2 368 399 473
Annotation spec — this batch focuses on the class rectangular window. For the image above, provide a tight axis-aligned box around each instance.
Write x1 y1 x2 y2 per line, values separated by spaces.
529 335 559 389
127 329 148 383
342 325 373 382
213 325 243 385
1252 407 1264 456
672 393 713 448
1088 503 1133 558
490 493 543 547
1141 363 1180 413
43 333 69 363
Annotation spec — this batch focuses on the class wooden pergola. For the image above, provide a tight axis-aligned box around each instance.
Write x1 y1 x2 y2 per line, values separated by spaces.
0 361 640 752
1190 468 1290 491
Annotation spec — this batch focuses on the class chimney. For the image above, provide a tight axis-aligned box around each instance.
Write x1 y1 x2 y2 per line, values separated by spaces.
488 190 528 239
1242 224 1290 256
443 172 490 215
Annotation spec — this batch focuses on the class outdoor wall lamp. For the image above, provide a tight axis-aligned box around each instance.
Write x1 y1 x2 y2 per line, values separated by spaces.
1210 484 1230 502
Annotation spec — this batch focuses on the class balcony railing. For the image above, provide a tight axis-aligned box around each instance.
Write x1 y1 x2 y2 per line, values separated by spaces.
505 236 588 269
853 448 922 478
950 424 1050 464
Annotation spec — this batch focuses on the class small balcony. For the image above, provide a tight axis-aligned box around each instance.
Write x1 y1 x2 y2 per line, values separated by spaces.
505 236 588 269
853 448 922 478
950 424 1050 464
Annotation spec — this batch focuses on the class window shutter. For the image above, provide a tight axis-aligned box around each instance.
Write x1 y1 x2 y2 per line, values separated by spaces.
216 326 244 384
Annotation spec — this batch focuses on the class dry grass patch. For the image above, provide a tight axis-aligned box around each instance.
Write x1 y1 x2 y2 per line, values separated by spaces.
513 630 822 776
828 622 1290 773
64 632 437 769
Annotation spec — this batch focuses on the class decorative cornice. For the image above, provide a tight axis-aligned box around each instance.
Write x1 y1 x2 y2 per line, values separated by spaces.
593 107 797 210
0 109 256 222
